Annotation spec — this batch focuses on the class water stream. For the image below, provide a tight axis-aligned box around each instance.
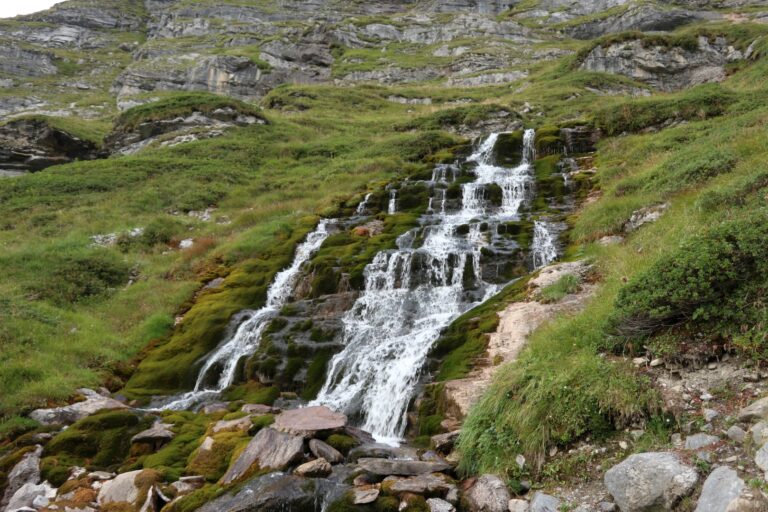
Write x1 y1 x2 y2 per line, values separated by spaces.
312 130 557 443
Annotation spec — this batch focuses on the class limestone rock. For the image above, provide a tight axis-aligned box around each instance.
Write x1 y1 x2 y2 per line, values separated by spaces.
273 406 347 438
737 396 768 422
1 445 42 510
294 458 333 478
5 481 56 511
28 388 127 426
221 428 304 484
465 475 511 512
309 439 344 464
624 204 670 233
354 488 380 505
211 416 253 434
357 458 451 477
581 36 743 92
694 466 744 512
685 433 720 451
604 452 699 512
384 473 455 495
509 499 530 512
530 493 561 512
431 431 461 454
131 421 175 451
428 497 457 512
97 469 161 509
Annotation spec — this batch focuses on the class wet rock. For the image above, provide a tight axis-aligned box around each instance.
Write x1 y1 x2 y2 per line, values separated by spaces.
198 473 319 512
431 431 461 454
294 458 333 478
530 493 561 512
581 36 744 91
1 445 42 510
737 396 768 422
383 473 455 495
221 428 304 484
273 405 347 438
684 433 719 451
623 204 669 233
309 439 344 464
28 388 127 426
428 497 457 512
358 458 451 477
465 475 511 512
604 452 698 512
354 488 380 505
131 421 175 452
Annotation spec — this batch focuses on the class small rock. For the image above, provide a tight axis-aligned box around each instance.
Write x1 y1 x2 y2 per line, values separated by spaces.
241 404 278 415
685 433 720 451
201 402 229 414
649 358 663 367
630 430 645 441
28 388 128 426
431 431 460 454
211 416 252 434
632 357 647 366
597 502 616 512
702 409 719 423
353 488 379 505
309 439 344 464
529 492 560 512
131 421 175 451
508 499 529 512
294 458 332 478
515 455 526 470
618 441 628 450
737 397 768 422
671 433 683 447
726 425 746 444
701 392 714 402
427 498 456 512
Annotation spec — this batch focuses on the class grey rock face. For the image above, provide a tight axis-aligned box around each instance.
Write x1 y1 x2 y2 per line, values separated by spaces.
0 445 42 511
198 473 319 512
566 5 712 39
23 2 146 31
465 474 511 512
0 45 58 77
357 458 451 476
28 388 127 426
581 36 744 91
428 497 457 512
221 428 304 484
604 452 699 512
5 481 56 511
624 203 670 233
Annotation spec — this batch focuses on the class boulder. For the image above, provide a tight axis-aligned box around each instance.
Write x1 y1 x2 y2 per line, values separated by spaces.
273 406 347 437
737 397 768 422
754 442 768 475
221 428 304 484
1 445 42 510
198 473 319 512
694 466 743 512
201 402 229 414
28 388 127 426
309 439 344 464
294 458 333 478
383 473 455 495
465 475 511 512
357 458 451 477
98 469 162 509
428 497 457 512
750 421 768 445
604 452 699 512
530 493 561 512
170 476 205 496
211 416 253 434
350 444 419 462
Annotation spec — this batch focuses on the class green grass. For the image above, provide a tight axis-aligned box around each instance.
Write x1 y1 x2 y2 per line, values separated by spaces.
538 274 581 303
0 115 111 145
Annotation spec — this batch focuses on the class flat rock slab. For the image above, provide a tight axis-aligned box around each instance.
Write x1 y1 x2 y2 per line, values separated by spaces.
273 406 347 437
354 488 380 505
28 388 127 426
358 458 451 476
221 428 304 484
131 422 175 444
384 473 455 495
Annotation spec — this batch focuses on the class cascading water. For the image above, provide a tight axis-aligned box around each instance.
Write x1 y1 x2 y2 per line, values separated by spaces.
356 193 373 215
388 190 398 214
532 221 558 269
312 130 546 443
157 220 333 410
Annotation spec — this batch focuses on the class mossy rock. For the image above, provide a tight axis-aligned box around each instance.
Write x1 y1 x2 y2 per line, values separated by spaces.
493 130 524 165
324 434 359 455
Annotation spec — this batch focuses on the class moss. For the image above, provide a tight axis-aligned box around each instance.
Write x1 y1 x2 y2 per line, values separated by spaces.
186 431 248 482
325 434 359 455
301 350 334 400
139 411 208 481
42 410 152 485
221 382 279 405
493 130 524 166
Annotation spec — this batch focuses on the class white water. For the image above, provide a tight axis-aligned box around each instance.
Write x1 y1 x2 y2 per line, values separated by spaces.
356 193 373 215
158 220 333 410
532 220 558 269
312 130 543 443
388 190 397 214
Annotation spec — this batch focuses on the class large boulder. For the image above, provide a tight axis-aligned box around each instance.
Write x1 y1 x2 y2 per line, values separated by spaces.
28 389 127 426
465 475 511 512
273 406 347 438
357 458 451 477
693 466 768 512
97 469 163 510
604 452 699 511
4 481 56 511
580 36 743 91
0 445 42 510
197 473 320 512
221 428 304 484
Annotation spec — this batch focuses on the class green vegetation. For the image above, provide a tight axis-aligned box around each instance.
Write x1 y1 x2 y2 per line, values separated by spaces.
538 274 582 304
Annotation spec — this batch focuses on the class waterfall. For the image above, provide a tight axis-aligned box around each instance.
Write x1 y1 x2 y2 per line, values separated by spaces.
312 129 541 443
388 190 397 214
157 220 333 410
356 193 373 215
532 220 558 269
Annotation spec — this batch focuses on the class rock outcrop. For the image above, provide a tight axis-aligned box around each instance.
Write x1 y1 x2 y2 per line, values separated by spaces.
28 388 127 426
581 36 744 91
221 428 304 484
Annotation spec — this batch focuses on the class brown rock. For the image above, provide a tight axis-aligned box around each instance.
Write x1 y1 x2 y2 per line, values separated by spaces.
221 428 304 484
309 439 344 464
294 458 332 478
273 406 347 438
358 458 451 477
242 404 279 415
354 488 380 505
